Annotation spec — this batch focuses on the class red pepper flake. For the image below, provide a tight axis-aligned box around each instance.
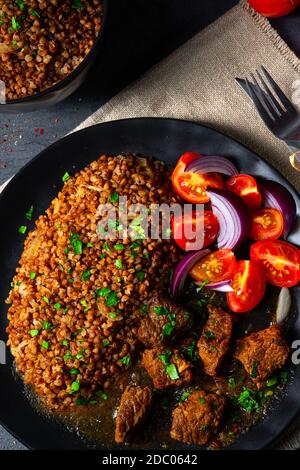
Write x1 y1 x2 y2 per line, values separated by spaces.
39 128 44 135
34 127 44 135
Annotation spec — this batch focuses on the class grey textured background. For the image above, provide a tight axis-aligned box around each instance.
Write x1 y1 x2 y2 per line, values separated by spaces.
0 0 299 450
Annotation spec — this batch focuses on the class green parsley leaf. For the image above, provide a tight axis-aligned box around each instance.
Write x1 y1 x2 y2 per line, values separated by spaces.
120 355 130 366
95 390 108 400
12 16 21 31
42 340 49 350
136 271 145 281
102 339 110 347
42 321 52 331
26 205 34 221
204 330 216 340
106 291 119 308
115 259 123 269
166 363 179 381
30 272 36 280
180 391 190 402
82 270 91 281
97 287 111 297
154 305 169 316
70 368 80 375
62 172 70 183
71 381 80 392
18 225 27 234
29 329 39 337
54 303 61 310
42 296 49 304
110 191 119 203
62 340 69 347
114 243 125 250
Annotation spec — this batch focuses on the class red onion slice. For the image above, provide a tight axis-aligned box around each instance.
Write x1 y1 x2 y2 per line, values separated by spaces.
185 155 238 176
205 281 234 293
207 188 251 250
171 249 211 299
259 179 297 239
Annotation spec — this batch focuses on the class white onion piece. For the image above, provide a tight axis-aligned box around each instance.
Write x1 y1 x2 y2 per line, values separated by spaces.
276 287 292 323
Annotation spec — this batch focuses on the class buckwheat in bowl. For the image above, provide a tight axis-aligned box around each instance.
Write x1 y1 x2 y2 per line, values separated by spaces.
0 0 107 111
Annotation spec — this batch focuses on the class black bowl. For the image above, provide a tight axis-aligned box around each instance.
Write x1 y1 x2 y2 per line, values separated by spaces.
0 0 108 113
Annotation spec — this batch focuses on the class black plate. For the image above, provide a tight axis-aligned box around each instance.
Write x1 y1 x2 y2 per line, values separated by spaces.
0 118 299 450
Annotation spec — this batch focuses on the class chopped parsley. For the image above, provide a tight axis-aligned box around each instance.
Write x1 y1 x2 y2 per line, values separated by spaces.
11 16 21 31
62 172 70 183
54 303 61 310
115 259 123 269
266 376 278 387
18 225 27 234
71 381 80 392
95 390 108 400
228 377 236 389
238 388 260 414
62 340 69 347
166 364 179 380
251 361 258 379
82 270 91 281
42 341 49 350
29 272 36 280
204 330 215 340
26 205 34 221
103 241 110 252
158 351 172 366
69 232 83 255
180 391 190 402
110 191 119 203
29 8 41 18
141 304 148 315
70 368 80 375
199 397 206 405
29 329 39 337
42 321 52 331
97 288 111 297
136 271 145 281
120 355 130 366
114 243 125 250
42 296 49 304
106 291 119 308
154 306 169 316
102 339 110 347
17 0 25 10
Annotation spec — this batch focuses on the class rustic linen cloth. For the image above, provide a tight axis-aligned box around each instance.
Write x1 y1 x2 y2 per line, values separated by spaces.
1 0 300 449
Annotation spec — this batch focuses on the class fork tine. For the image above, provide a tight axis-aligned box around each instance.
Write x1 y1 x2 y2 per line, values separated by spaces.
251 72 283 118
245 78 274 128
260 66 296 111
256 69 285 116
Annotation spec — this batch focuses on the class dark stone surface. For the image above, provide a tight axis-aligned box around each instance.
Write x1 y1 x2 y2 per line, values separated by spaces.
0 0 299 450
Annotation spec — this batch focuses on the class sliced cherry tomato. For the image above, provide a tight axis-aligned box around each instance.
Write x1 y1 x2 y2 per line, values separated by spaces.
224 174 262 210
250 240 300 287
248 0 300 18
171 152 223 204
189 249 237 283
172 210 219 251
250 208 284 241
227 260 267 313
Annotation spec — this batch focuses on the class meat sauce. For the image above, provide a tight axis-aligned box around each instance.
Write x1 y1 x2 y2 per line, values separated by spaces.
25 286 293 449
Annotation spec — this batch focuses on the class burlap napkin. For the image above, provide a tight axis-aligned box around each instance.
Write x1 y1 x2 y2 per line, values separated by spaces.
1 0 300 450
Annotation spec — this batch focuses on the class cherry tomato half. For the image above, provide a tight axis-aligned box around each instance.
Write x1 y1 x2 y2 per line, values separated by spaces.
189 249 237 284
227 260 267 313
172 210 219 251
224 174 262 210
248 0 300 18
171 152 223 204
250 208 284 241
250 240 300 287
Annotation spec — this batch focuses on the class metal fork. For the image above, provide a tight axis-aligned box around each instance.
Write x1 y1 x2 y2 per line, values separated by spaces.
236 66 300 171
